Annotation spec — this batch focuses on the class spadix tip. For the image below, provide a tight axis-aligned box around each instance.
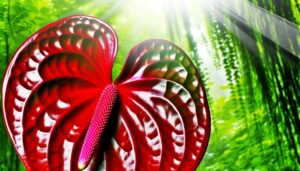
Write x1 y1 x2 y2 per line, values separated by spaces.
78 161 86 170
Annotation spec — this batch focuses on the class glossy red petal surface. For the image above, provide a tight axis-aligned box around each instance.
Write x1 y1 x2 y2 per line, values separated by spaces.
2 16 117 171
114 40 210 170
2 16 210 171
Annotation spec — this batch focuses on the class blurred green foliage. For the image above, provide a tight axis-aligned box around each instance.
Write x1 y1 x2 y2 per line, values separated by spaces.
0 0 299 170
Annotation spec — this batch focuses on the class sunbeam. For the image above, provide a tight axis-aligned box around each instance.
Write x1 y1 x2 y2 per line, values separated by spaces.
202 0 300 58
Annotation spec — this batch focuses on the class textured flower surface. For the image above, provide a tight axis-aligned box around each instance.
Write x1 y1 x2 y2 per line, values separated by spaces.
2 15 210 171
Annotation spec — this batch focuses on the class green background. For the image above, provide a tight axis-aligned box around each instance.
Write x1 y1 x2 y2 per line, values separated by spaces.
0 0 299 170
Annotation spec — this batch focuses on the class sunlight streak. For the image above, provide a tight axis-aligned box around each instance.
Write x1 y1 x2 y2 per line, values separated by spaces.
203 0 300 58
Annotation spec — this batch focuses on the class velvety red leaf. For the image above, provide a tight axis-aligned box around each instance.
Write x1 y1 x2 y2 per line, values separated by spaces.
114 40 210 170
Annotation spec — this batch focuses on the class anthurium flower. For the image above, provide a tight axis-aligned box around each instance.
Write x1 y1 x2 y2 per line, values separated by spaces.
2 15 210 171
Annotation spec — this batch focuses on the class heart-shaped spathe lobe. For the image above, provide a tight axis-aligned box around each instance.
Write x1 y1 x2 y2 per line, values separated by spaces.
2 15 210 171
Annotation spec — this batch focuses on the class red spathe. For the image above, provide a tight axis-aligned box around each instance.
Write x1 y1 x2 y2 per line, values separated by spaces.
2 15 210 171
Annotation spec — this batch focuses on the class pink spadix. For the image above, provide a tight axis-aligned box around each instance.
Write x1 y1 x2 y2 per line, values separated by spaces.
78 84 118 170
